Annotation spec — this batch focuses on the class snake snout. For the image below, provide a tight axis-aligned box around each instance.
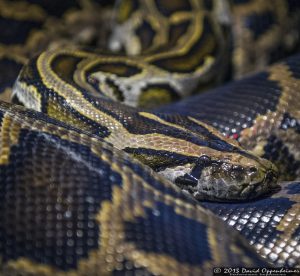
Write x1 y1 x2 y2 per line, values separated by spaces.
178 154 280 202
251 166 279 196
241 158 279 199
265 169 278 183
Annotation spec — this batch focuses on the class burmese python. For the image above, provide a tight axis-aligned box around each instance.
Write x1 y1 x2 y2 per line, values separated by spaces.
0 0 300 275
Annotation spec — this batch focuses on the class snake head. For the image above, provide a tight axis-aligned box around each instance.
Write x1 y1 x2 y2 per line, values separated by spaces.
174 152 279 201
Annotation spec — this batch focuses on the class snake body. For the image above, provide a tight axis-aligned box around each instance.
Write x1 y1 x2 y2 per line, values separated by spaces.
0 0 300 274
13 48 278 201
157 54 300 180
0 101 270 275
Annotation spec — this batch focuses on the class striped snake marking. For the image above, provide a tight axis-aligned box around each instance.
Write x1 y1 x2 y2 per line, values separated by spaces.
0 0 299 274
0 101 270 275
155 56 300 267
158 55 300 180
13 48 278 201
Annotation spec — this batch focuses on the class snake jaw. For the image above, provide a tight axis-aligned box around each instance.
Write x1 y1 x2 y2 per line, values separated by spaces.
175 156 279 202
192 174 279 202
246 168 279 197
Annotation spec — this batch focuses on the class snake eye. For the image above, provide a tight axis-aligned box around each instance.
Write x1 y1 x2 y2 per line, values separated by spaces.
198 155 211 165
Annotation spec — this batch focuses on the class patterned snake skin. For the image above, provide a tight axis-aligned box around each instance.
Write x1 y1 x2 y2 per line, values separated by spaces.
156 55 300 268
0 0 300 275
0 101 269 275
157 55 300 180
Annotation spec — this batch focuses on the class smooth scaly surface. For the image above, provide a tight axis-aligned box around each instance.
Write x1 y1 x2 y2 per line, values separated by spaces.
158 55 300 180
0 0 299 274
0 101 269 275
201 181 300 268
13 48 278 201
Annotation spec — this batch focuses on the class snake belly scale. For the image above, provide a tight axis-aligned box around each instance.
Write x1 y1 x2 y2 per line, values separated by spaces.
0 0 299 275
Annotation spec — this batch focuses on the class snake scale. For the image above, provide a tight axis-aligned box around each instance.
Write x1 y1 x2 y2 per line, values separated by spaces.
0 0 300 275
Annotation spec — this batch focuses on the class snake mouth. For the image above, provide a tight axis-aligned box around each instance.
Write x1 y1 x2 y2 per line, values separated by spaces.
175 158 279 202
192 168 279 202
241 169 279 199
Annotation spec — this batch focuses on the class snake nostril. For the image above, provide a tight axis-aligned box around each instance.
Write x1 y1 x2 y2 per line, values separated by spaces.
249 167 258 174
265 170 277 182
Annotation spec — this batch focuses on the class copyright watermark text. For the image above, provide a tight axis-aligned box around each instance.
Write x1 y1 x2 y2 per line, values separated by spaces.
213 267 300 276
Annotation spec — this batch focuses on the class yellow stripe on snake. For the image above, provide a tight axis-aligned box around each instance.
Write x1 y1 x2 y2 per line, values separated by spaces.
0 0 300 275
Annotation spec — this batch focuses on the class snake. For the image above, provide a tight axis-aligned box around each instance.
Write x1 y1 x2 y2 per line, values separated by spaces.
0 0 300 275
